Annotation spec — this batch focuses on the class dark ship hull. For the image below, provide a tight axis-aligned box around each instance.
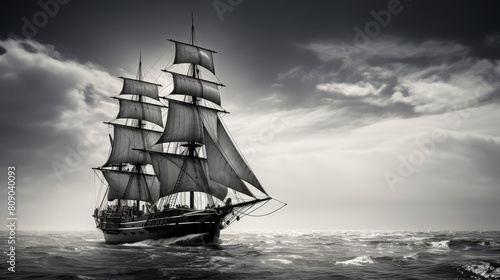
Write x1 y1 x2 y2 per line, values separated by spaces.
94 199 270 244
94 208 229 245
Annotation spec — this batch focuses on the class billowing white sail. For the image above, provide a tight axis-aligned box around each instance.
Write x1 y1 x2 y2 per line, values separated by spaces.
204 130 254 197
215 119 266 194
171 73 221 105
120 78 160 100
102 169 160 203
157 101 218 144
150 152 227 200
116 98 164 127
173 41 215 74
105 124 162 166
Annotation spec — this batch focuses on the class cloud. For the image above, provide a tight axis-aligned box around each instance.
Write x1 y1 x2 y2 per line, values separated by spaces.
0 39 119 169
277 66 316 82
484 33 500 47
316 81 386 97
392 71 494 113
226 98 500 230
302 39 469 62
0 38 121 229
276 38 500 115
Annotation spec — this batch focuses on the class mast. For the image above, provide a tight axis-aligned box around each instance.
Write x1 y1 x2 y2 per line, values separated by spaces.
99 52 164 211
189 12 196 209
137 52 144 215
152 16 268 209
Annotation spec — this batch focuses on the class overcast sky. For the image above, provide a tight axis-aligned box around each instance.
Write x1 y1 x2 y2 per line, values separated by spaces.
1 0 500 231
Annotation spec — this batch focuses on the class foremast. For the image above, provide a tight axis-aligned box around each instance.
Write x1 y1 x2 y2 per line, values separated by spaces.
94 53 164 219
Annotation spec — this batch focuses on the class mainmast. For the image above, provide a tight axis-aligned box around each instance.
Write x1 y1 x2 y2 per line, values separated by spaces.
136 52 144 215
152 15 268 211
188 12 197 209
137 51 143 81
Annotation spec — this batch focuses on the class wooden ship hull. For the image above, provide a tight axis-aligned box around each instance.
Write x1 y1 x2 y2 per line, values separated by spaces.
95 208 229 245
95 209 227 245
93 199 268 244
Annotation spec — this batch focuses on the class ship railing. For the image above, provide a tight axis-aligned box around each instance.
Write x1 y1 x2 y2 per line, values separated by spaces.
94 210 124 231
144 211 173 229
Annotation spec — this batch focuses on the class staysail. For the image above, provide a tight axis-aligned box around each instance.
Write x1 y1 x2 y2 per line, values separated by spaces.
203 130 255 197
214 118 266 194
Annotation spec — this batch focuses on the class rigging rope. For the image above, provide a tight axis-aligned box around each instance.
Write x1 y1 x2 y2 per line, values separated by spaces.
145 44 172 80
238 198 287 218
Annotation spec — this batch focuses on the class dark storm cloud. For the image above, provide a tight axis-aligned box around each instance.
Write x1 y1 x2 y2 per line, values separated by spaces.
484 34 500 46
82 84 98 106
267 36 500 121
0 39 117 185
216 0 500 112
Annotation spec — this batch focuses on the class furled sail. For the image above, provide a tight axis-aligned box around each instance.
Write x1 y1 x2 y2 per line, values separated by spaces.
115 98 164 127
170 72 221 105
204 130 255 197
157 100 218 144
150 152 227 200
215 119 266 194
120 78 160 100
102 169 160 203
172 40 215 74
105 124 162 166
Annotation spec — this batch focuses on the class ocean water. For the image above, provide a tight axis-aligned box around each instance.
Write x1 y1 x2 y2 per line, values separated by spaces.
1 230 499 279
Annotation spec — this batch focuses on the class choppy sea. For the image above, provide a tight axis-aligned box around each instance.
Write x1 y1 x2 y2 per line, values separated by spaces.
1 230 499 279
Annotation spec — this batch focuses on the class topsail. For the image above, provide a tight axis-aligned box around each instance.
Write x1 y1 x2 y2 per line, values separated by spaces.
171 40 216 74
120 78 161 100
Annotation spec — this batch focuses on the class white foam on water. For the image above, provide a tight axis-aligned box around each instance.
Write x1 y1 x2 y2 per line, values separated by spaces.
430 240 450 249
76 276 96 280
336 256 374 266
462 262 500 279
267 258 293 264
403 252 419 260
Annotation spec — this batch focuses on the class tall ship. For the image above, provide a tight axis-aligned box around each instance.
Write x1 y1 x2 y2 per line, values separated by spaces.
92 19 278 244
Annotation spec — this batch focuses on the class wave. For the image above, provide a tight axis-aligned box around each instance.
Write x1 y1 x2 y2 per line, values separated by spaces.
336 256 374 266
457 261 500 279
449 239 500 248
136 233 220 246
402 252 419 260
267 258 293 265
428 240 450 249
